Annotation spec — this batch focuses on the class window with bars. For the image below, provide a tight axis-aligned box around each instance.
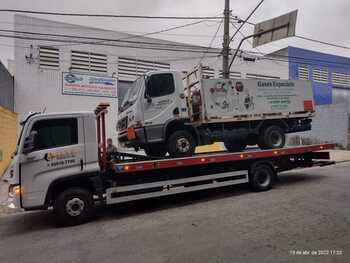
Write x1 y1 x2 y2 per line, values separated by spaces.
332 72 350 87
246 73 280 80
313 68 328 83
298 65 309 80
71 50 107 73
219 70 241 78
202 66 215 79
118 57 170 81
39 46 60 69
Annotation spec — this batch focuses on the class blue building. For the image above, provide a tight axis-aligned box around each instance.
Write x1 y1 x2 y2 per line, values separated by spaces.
269 47 350 148
286 46 350 107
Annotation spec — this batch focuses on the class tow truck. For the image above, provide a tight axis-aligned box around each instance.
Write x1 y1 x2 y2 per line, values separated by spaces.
2 103 334 226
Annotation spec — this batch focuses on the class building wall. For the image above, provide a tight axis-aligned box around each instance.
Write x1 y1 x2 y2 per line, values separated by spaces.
0 106 17 176
287 46 350 148
288 46 350 105
0 61 14 111
14 14 288 139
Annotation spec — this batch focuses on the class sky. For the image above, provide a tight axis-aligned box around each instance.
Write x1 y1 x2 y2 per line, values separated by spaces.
0 0 349 68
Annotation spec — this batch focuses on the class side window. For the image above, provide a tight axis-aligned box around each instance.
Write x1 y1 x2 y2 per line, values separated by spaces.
146 73 175 98
31 118 78 151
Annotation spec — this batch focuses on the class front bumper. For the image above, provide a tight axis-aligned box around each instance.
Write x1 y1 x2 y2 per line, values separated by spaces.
118 127 147 147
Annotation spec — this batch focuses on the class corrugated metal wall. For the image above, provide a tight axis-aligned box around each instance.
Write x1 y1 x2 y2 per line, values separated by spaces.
0 62 14 111
0 106 17 176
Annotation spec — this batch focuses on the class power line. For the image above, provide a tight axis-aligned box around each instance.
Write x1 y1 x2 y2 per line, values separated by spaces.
199 19 223 64
0 29 218 50
0 33 222 54
229 0 265 44
295 35 350 51
3 29 350 69
0 9 223 20
48 18 221 48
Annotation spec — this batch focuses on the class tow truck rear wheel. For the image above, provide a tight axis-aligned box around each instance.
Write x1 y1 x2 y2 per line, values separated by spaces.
53 187 94 226
167 130 196 158
249 163 275 191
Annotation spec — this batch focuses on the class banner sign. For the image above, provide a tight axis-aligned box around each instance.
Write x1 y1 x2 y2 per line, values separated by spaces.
62 72 117 98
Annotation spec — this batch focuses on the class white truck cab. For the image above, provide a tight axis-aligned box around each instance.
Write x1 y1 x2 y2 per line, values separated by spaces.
117 65 314 158
118 71 190 156
2 111 99 211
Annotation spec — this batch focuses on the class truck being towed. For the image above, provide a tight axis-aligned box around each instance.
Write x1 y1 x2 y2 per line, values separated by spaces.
117 65 315 158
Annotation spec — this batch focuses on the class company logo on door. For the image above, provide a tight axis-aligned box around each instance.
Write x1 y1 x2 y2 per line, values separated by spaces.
44 150 80 161
62 72 117 98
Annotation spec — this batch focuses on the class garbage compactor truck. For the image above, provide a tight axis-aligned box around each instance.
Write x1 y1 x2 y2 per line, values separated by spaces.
117 65 314 157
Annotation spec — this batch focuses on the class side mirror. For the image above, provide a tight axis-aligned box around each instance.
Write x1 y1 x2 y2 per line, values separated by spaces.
22 131 37 154
145 94 152 104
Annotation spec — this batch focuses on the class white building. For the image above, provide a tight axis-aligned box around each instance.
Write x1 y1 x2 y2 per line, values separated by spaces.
13 14 287 139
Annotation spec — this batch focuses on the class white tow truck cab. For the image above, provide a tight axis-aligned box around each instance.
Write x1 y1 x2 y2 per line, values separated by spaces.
2 103 332 226
117 65 315 157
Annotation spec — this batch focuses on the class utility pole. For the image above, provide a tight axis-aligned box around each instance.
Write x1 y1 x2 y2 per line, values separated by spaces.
222 0 230 78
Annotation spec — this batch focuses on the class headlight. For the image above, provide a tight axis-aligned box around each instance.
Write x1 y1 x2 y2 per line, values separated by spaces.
8 185 21 198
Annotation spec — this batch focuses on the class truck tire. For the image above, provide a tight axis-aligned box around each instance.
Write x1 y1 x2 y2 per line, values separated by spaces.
53 187 94 226
249 163 275 191
258 125 285 149
144 144 167 157
224 139 247 152
167 130 196 158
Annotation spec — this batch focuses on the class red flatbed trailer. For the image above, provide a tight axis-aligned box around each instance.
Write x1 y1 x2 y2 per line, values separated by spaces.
95 104 335 206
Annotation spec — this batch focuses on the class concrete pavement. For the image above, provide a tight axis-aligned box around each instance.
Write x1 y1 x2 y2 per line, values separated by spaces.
0 162 349 263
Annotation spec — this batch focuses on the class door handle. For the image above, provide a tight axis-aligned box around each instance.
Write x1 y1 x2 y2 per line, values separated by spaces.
26 155 37 161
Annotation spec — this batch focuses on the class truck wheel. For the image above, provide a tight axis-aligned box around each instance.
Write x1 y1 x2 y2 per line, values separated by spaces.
53 187 94 226
167 130 196 158
249 163 275 191
144 144 167 157
224 140 247 152
258 125 285 149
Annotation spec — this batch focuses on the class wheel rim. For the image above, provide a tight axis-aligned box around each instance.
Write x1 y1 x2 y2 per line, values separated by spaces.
270 130 283 147
66 198 85 217
176 137 190 153
256 170 271 187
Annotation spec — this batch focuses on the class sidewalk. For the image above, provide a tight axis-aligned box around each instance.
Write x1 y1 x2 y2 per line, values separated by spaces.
329 150 350 162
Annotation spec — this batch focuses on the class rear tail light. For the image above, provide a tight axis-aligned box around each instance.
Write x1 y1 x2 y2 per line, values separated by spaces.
303 100 314 112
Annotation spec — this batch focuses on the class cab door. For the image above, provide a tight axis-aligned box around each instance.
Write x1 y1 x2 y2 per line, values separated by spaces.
143 73 177 127
20 116 85 208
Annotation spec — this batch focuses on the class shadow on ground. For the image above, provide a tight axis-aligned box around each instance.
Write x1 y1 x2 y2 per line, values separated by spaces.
0 171 327 234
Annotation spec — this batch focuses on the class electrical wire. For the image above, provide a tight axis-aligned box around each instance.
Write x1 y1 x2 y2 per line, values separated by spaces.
0 29 217 50
0 33 222 54
295 35 350 51
0 20 224 38
48 18 222 48
0 9 223 20
199 19 223 64
229 0 265 44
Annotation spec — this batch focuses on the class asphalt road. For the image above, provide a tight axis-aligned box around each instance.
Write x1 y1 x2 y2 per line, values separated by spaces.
0 163 349 263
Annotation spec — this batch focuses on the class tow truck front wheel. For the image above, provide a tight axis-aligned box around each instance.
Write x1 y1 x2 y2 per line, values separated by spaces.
167 130 196 158
53 187 94 226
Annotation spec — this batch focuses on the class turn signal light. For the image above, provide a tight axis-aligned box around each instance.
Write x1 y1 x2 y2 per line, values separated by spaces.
127 127 136 140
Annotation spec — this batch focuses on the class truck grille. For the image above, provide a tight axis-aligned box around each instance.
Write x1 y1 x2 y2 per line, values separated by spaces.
118 117 128 131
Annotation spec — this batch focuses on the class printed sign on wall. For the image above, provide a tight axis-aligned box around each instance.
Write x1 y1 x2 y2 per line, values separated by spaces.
62 72 117 98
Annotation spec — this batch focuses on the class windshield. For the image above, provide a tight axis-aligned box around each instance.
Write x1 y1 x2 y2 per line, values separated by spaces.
120 76 144 112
